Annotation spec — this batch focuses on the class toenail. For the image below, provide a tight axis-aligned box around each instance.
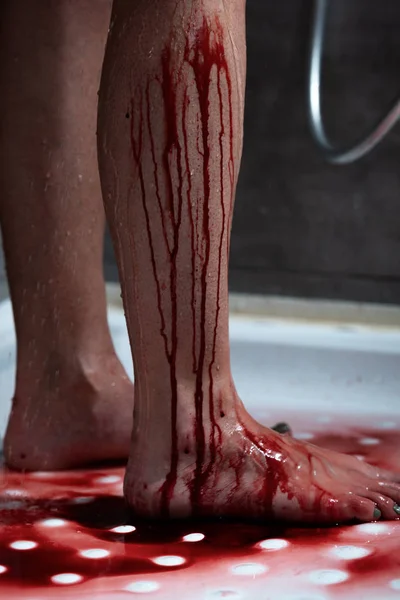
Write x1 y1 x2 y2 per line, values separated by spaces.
373 507 381 520
394 504 400 515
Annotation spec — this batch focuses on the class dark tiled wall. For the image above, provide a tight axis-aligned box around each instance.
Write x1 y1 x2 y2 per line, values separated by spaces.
104 0 400 304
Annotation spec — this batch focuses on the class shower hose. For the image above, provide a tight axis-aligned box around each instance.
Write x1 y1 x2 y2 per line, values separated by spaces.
308 0 400 164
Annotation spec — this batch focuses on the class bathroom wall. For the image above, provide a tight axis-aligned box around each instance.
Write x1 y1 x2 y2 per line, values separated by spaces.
105 0 400 305
227 0 400 304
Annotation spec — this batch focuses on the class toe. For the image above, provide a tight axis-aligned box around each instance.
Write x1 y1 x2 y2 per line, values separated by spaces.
374 480 400 505
364 492 400 520
347 495 381 523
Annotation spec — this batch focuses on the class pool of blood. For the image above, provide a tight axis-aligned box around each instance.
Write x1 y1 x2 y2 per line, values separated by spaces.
0 417 399 599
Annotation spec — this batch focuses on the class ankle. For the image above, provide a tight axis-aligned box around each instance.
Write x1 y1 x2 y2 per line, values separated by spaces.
131 375 238 458
14 347 128 399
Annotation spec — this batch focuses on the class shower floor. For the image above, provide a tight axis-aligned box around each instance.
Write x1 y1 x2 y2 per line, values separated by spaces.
0 294 399 599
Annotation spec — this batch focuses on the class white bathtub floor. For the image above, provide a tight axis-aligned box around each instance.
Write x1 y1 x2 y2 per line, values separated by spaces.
0 297 400 599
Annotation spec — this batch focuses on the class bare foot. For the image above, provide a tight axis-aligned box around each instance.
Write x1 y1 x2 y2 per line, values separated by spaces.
125 399 400 524
4 355 134 470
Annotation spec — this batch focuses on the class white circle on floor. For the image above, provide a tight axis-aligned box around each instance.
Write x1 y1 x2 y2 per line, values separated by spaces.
358 437 380 446
152 555 186 567
80 549 110 559
259 538 289 551
329 545 371 560
231 563 267 576
308 569 349 585
4 489 26 497
182 533 205 542
95 475 121 484
125 580 160 593
295 432 314 440
32 472 53 478
0 566 7 575
71 496 95 504
356 523 391 535
10 540 37 550
51 573 82 585
40 518 67 528
111 525 136 534
389 579 400 590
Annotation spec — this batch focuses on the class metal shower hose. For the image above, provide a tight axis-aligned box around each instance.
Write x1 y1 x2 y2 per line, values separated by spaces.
308 0 400 164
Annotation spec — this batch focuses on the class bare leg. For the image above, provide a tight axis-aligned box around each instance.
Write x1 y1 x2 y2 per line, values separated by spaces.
98 0 400 523
0 0 133 470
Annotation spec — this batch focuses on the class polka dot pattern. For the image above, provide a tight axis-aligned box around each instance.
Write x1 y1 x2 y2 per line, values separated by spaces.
10 540 37 551
71 496 95 504
329 545 371 560
4 489 26 498
80 549 110 559
308 569 349 585
95 475 121 484
125 580 160 593
358 437 380 446
182 533 205 542
152 555 186 567
39 519 66 528
111 525 136 534
51 573 82 585
356 523 391 535
0 423 399 599
259 538 289 551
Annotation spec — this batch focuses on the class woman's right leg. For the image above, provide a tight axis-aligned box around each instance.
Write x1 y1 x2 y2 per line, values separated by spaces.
98 0 400 523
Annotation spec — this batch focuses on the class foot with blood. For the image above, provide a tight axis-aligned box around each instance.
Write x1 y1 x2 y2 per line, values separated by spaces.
124 395 400 524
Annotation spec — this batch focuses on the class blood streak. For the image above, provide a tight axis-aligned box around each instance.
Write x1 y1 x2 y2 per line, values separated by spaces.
130 15 234 513
181 92 197 373
176 16 233 509
130 96 168 360
157 45 186 515
207 26 232 465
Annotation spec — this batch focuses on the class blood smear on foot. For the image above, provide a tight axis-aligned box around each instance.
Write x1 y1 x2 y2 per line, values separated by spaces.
0 424 399 600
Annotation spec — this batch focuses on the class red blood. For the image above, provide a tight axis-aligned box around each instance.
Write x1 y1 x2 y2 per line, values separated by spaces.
183 17 234 503
0 429 399 594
